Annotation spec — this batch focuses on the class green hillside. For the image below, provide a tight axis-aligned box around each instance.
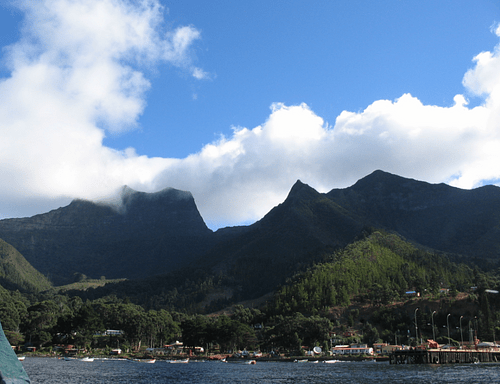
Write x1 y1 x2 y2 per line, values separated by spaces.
3 230 500 355
267 231 477 315
0 239 52 292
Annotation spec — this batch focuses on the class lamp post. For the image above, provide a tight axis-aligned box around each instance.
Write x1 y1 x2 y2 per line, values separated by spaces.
460 316 464 348
469 320 473 343
447 314 451 346
414 308 419 345
475 316 478 345
431 311 437 341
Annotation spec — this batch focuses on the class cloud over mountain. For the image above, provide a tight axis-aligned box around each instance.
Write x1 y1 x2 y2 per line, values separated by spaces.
1 1 500 229
0 0 200 216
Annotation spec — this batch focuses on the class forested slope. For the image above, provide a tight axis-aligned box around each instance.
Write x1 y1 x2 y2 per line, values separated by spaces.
267 232 477 315
0 239 52 292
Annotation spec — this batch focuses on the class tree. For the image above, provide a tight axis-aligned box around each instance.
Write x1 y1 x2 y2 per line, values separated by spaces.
73 301 105 349
264 313 330 354
23 300 60 348
181 315 211 351
363 322 381 346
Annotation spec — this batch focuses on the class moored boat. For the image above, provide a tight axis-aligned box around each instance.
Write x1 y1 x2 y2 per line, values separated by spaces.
166 358 189 363
131 358 156 363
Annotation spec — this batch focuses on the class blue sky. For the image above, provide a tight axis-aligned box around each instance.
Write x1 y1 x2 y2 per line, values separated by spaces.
1 0 500 229
121 0 499 157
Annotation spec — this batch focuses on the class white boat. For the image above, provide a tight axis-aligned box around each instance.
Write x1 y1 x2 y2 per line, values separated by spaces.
309 360 319 363
132 358 156 363
294 359 308 363
244 360 256 365
166 358 189 363
81 357 94 362
17 356 25 361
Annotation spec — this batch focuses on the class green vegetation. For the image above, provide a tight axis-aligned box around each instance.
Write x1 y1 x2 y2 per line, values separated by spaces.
52 277 127 293
1 231 500 356
267 232 476 315
0 239 52 292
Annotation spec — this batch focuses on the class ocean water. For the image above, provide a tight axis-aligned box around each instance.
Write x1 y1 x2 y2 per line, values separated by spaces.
22 357 500 384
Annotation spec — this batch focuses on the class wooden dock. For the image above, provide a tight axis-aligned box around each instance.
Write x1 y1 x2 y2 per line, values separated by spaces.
389 349 500 364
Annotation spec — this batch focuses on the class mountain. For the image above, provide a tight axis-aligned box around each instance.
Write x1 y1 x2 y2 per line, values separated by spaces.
71 180 367 309
196 180 365 298
88 171 500 311
1 169 500 298
0 186 214 285
0 239 52 292
194 171 500 303
326 170 500 260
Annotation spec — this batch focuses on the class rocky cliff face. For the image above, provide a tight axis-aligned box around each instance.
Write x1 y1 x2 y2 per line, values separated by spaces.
0 187 214 285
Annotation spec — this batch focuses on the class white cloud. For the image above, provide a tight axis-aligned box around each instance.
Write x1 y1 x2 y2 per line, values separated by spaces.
149 40 500 227
1 0 500 229
150 94 493 228
192 67 210 80
0 0 202 216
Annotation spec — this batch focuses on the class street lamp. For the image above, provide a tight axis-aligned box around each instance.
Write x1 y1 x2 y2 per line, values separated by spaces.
469 320 473 343
474 316 478 345
447 314 451 346
431 311 437 341
414 308 419 345
460 316 464 348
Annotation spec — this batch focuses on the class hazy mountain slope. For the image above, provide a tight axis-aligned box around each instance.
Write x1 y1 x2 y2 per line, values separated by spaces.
0 239 52 292
326 170 500 259
0 187 215 285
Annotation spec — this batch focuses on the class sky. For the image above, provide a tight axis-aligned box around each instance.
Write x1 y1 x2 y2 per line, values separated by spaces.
1 0 500 230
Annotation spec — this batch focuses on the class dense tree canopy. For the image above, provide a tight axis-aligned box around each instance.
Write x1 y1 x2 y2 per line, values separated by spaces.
1 232 500 354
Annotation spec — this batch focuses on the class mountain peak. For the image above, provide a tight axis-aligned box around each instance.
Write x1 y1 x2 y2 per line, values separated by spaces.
352 170 406 189
119 186 193 207
286 180 319 201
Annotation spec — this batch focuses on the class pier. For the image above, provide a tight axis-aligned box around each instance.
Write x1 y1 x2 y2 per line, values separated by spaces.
389 348 500 364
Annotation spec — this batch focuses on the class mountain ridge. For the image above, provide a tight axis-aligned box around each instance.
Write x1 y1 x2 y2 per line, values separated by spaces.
1 170 500 293
327 170 500 259
0 186 214 285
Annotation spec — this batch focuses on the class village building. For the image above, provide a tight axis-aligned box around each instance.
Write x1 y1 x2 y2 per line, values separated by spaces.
332 343 373 355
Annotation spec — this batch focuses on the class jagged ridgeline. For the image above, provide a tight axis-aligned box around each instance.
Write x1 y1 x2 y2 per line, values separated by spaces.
0 239 51 292
266 232 476 315
0 170 500 292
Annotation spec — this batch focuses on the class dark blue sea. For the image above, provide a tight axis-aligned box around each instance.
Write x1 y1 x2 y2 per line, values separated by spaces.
22 357 500 383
